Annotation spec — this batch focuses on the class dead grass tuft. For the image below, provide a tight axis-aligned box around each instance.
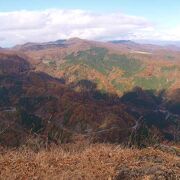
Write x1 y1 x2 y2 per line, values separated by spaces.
0 143 179 180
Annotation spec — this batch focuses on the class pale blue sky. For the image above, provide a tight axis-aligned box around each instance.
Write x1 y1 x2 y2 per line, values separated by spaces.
0 0 179 27
0 0 179 46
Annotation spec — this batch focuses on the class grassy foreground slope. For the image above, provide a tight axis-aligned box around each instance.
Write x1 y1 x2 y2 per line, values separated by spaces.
0 143 179 180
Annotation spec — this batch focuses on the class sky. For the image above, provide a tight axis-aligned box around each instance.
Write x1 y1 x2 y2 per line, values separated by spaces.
0 0 180 47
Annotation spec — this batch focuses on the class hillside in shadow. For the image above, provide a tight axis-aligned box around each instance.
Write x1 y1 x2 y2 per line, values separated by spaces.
0 53 179 148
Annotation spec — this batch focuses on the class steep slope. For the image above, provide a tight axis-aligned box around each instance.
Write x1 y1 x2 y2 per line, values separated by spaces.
0 52 31 75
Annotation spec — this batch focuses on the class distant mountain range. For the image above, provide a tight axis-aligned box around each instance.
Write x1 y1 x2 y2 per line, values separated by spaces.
135 40 180 47
2 38 178 50
108 40 137 44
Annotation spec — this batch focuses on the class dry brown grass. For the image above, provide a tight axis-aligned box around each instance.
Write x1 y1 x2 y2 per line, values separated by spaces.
0 143 179 180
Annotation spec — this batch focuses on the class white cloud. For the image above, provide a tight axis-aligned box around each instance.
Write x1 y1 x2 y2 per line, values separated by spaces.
0 9 179 47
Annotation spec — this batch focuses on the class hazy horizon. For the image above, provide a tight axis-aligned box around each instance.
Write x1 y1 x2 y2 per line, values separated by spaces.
0 0 180 47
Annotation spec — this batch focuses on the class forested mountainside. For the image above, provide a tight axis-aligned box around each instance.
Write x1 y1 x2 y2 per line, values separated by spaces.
0 38 179 147
14 38 180 95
